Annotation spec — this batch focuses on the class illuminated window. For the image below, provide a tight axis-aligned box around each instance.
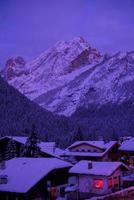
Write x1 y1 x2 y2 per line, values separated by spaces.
51 187 57 197
108 178 112 188
113 177 119 187
93 179 103 189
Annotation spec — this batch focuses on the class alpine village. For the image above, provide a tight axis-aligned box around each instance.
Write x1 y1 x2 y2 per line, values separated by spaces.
0 123 134 200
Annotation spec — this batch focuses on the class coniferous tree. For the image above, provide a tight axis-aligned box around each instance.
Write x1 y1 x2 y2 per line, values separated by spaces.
44 133 48 142
0 152 6 169
71 126 84 143
0 152 3 163
22 124 41 157
5 138 17 160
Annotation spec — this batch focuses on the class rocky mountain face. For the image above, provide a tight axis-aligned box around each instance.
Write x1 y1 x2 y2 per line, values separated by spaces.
1 37 102 113
2 56 26 80
2 37 134 117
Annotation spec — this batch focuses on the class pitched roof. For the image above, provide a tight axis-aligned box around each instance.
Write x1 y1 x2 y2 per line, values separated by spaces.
69 160 128 176
119 137 134 152
67 141 117 150
64 141 117 158
0 158 72 193
2 136 27 144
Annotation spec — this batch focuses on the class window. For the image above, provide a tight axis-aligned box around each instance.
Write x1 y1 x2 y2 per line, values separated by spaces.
93 179 103 189
108 178 112 188
51 187 57 197
113 177 119 187
81 149 85 152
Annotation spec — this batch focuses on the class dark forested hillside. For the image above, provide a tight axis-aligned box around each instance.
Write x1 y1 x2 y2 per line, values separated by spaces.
70 101 134 140
1 75 134 147
0 77 70 146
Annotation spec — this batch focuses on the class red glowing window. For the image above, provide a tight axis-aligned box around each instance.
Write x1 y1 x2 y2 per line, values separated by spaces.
113 177 119 187
93 179 103 189
108 178 112 188
51 187 57 197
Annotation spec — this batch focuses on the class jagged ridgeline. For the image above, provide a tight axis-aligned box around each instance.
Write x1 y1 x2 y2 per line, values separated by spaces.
1 37 134 144
2 37 134 118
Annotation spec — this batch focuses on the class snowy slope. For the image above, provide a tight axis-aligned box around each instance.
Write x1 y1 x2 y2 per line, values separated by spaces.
2 37 134 116
34 51 134 115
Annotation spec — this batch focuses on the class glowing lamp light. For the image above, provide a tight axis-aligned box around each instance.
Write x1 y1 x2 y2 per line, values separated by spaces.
93 179 103 189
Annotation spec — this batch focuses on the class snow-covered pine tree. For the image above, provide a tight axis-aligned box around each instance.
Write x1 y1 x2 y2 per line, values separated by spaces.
5 138 17 160
22 124 41 157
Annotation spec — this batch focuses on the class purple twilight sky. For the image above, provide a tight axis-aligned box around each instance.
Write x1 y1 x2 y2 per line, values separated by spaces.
0 0 134 68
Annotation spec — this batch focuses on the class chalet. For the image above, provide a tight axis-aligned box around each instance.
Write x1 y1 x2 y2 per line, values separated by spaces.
0 136 64 159
66 161 129 199
119 137 134 166
61 141 119 163
0 157 72 200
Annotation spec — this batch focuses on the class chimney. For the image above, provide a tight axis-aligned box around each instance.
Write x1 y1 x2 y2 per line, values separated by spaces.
88 161 92 169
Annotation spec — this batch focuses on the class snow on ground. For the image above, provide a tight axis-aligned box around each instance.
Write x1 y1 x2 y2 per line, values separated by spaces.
87 186 134 200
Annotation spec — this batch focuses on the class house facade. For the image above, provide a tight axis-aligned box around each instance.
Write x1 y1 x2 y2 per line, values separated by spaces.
66 161 129 199
62 141 119 163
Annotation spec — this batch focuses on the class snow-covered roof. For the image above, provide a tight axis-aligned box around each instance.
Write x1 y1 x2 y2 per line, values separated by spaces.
1 136 64 158
67 141 117 150
39 142 64 158
0 158 72 193
1 136 27 144
119 137 134 151
69 160 128 176
64 141 117 158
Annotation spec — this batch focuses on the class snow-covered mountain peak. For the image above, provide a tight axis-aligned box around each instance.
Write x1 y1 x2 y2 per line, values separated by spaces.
25 36 99 76
2 56 26 80
1 37 102 100
2 38 134 117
